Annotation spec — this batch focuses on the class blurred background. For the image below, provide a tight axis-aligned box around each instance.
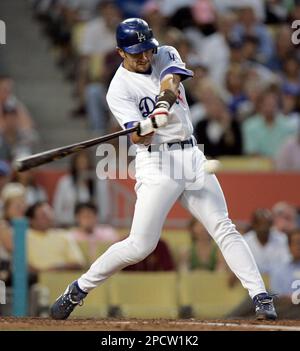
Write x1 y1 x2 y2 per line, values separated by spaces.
0 0 300 320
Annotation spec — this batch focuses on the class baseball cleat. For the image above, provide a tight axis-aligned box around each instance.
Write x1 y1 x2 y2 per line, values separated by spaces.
50 281 87 320
253 293 277 320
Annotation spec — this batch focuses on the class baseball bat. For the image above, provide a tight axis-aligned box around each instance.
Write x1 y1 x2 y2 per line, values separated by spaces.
14 125 139 172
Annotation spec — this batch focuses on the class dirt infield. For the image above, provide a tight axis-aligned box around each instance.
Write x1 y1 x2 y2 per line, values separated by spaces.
1 317 300 331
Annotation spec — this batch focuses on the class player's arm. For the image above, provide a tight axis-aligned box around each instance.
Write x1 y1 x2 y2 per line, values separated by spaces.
131 73 181 144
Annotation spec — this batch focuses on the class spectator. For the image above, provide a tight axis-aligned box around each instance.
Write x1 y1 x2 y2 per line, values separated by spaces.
281 88 300 129
231 6 274 65
141 1 168 45
280 54 300 97
272 202 298 234
26 202 86 272
242 89 295 158
194 94 243 157
242 208 290 275
12 169 47 207
0 101 37 161
188 77 221 127
0 75 34 132
184 59 209 108
0 183 28 255
235 77 264 122
224 64 248 118
1 182 27 222
199 12 236 87
53 150 111 227
69 202 119 260
0 182 37 289
269 228 300 319
267 25 296 72
123 238 175 271
178 217 226 272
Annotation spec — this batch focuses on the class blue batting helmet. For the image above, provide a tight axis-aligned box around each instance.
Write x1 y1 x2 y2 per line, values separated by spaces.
116 18 159 54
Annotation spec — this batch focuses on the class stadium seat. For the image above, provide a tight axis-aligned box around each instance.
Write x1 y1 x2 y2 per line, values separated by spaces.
38 271 109 318
178 270 247 318
108 272 179 318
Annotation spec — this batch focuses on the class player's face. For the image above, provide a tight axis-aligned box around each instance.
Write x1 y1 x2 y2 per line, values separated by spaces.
121 49 154 73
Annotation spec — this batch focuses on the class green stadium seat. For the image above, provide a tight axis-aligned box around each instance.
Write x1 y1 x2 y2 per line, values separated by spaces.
178 270 247 318
109 272 179 318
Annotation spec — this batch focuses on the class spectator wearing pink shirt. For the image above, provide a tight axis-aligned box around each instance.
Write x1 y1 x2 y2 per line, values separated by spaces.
70 202 119 260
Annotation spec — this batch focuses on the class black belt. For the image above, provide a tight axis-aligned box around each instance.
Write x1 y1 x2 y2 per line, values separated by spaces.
147 137 196 152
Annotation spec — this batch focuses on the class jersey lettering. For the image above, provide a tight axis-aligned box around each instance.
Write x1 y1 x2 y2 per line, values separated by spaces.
139 97 156 118
168 52 177 61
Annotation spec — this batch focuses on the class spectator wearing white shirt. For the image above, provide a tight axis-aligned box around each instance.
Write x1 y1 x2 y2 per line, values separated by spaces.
243 208 290 275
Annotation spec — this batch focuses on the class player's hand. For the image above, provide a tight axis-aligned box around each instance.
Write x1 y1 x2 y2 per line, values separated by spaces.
137 107 169 136
150 107 169 128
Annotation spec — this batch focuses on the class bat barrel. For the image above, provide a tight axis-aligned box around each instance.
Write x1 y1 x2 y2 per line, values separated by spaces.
14 125 138 172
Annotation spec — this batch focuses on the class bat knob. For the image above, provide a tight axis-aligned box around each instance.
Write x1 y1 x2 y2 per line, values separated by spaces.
13 159 25 172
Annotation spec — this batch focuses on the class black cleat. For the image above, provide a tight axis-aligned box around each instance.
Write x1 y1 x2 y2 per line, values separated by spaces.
50 281 87 320
253 293 277 320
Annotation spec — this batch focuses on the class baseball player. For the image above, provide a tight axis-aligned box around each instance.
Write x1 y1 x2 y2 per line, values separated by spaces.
50 18 277 320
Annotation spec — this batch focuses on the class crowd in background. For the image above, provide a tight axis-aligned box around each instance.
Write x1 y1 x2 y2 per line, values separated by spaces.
0 0 300 318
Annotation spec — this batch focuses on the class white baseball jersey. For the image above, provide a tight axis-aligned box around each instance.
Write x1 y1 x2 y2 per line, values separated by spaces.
106 45 194 146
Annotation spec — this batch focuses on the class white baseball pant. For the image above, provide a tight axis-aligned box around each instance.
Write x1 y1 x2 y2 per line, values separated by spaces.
78 145 266 298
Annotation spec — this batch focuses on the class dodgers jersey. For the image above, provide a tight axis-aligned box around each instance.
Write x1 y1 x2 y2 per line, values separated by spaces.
106 45 194 145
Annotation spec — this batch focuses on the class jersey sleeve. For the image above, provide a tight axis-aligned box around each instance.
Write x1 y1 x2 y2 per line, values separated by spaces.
106 88 142 129
156 46 194 81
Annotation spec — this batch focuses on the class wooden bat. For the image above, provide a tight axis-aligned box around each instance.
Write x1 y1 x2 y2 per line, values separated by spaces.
14 125 139 172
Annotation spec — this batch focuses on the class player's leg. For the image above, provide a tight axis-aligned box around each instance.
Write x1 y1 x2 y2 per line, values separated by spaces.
78 177 184 291
50 175 184 319
180 166 277 319
181 173 266 296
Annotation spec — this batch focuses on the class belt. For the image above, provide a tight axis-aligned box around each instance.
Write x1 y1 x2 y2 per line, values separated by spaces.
147 137 196 152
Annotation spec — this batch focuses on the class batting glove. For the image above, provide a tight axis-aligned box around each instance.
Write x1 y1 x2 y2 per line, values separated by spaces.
137 107 169 136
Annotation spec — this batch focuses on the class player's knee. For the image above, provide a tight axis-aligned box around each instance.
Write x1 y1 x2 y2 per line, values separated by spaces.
128 239 157 263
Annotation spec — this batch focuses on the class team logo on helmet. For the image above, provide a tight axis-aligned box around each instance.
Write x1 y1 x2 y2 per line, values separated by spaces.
136 31 146 42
